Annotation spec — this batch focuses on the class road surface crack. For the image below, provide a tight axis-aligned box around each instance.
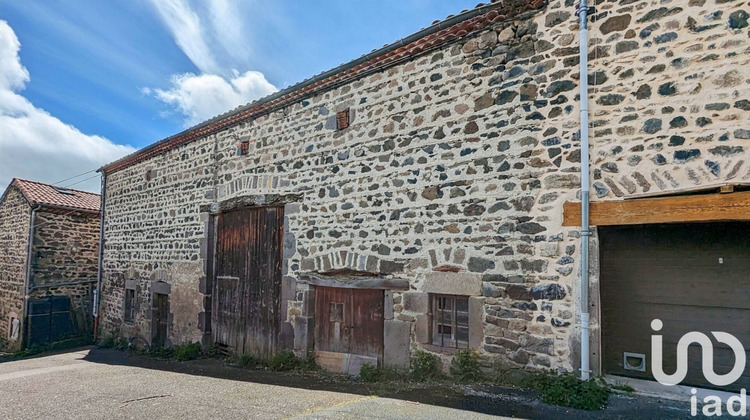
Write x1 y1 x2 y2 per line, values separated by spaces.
120 394 174 408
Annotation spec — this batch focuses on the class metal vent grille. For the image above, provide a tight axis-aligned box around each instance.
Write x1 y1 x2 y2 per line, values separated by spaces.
623 352 646 372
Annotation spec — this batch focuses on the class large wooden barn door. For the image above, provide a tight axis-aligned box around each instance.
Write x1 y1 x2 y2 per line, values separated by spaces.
212 206 283 357
314 287 383 375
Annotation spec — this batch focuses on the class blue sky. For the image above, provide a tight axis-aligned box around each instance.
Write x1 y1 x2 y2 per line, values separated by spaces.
0 0 477 191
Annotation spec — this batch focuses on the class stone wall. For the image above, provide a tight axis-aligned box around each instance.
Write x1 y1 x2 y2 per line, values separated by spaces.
28 208 100 340
587 0 750 197
99 136 215 346
100 0 750 373
31 209 100 288
0 186 30 352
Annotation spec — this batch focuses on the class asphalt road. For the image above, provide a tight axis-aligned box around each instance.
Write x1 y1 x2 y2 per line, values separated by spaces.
0 347 692 419
0 348 506 420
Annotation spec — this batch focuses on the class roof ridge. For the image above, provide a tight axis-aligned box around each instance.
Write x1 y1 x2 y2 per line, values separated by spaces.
6 178 101 212
12 177 100 197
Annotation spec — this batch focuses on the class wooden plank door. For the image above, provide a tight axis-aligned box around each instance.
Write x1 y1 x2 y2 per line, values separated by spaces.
349 289 384 360
212 206 283 357
214 276 241 349
315 287 352 354
314 287 383 374
152 293 169 347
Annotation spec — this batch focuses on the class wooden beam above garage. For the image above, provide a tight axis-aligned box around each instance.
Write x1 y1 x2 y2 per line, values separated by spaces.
563 191 750 226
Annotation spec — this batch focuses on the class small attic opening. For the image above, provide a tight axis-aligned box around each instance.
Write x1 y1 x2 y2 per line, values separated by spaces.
336 109 350 130
54 187 74 195
238 140 250 156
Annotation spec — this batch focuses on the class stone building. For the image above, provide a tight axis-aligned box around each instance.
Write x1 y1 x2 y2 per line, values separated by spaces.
0 179 100 352
98 0 750 390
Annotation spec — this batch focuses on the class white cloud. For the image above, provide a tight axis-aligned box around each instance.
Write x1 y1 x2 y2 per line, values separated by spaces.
204 0 249 69
147 0 221 75
146 0 276 126
150 70 276 126
0 20 135 193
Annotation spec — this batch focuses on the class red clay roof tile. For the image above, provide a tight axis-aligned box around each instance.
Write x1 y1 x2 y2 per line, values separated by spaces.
9 178 100 212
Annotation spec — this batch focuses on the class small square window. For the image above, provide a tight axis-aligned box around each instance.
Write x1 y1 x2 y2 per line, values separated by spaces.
238 141 250 156
124 289 136 322
336 109 350 130
430 294 469 349
145 170 152 181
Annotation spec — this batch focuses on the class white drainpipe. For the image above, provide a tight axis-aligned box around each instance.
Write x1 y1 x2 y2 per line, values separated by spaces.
577 0 591 380
93 173 106 341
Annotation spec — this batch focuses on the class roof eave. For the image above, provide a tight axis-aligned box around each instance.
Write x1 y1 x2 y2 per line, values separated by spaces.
36 203 101 215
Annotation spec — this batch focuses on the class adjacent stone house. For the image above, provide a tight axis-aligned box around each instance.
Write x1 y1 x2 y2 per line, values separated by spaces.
0 179 100 352
98 0 750 390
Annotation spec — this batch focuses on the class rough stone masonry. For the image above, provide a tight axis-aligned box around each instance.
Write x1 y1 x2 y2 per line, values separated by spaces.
99 0 750 375
0 187 31 352
0 182 100 352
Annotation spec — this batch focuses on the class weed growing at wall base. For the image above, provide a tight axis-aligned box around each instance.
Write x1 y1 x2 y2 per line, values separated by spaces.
359 363 403 383
410 350 444 382
449 349 482 383
530 373 611 410
98 334 128 350
174 342 202 361
268 350 319 372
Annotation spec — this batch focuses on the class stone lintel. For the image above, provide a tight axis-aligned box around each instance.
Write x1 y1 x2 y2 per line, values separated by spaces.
150 281 171 295
298 272 409 291
201 193 304 213
422 272 482 296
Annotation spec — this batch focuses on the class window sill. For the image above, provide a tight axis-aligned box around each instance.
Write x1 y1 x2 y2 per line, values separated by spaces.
422 344 466 355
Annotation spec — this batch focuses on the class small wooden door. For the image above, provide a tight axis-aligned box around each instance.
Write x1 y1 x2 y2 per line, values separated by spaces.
152 293 169 347
314 287 384 374
212 206 283 357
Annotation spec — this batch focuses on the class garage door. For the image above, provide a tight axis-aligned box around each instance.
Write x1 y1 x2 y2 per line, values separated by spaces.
600 222 750 391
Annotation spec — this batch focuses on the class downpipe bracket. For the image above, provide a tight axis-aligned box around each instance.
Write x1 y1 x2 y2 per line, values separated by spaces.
574 2 595 17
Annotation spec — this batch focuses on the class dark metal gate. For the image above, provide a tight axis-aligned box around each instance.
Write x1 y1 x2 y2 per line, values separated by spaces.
26 296 76 347
314 287 384 374
212 206 283 357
